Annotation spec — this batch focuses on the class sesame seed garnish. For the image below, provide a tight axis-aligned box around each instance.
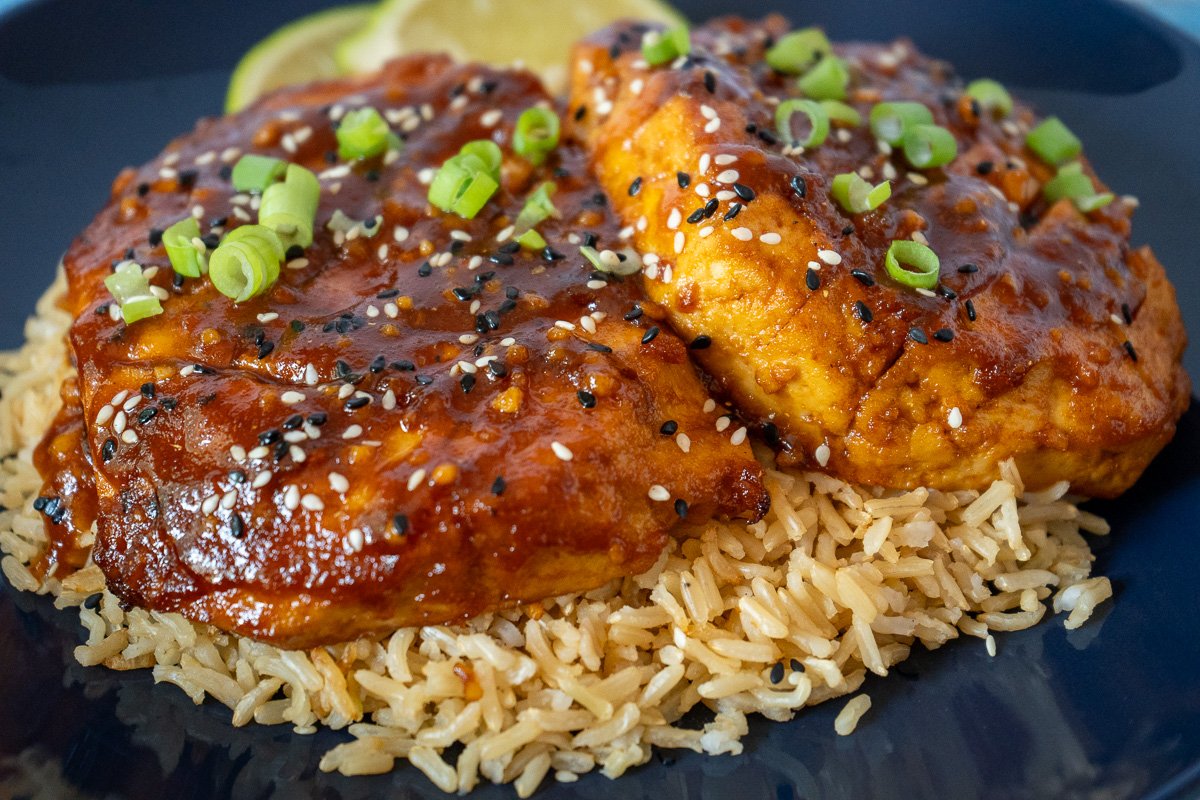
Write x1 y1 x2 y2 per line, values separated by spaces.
815 443 831 467
120 429 139 444
577 390 596 408
676 433 691 453
714 154 737 166
281 391 305 405
689 335 712 350
703 399 717 413
202 495 219 515
551 441 573 461
730 426 748 446
909 327 929 344
300 493 324 511
677 172 691 188
342 425 363 439
252 471 272 489
628 176 643 196
667 208 682 230
716 416 731 433
965 300 977 322
731 227 752 242
660 420 679 435
948 407 963 429
1123 340 1138 361
723 203 742 221
817 249 842 266
648 485 670 502
642 326 660 344
732 183 755 202
790 175 807 198
716 169 739 184
673 232 685 253
933 328 955 342
854 301 873 323
760 232 782 245
101 438 116 462
407 469 426 491
805 269 821 291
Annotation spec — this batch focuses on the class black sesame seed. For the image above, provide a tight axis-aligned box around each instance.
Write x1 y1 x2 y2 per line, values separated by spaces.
543 247 564 261
273 440 289 460
369 355 387 373
148 228 163 247
577 390 596 408
842 225 855 237
958 263 979 274
284 244 305 260
770 662 785 684
590 192 607 207
790 658 804 672
83 593 101 610
452 287 474 302
140 382 156 399
449 239 465 255
172 272 186 289
376 288 400 299
498 242 521 256
460 374 476 393
582 232 598 248
307 412 328 426
191 364 213 375
159 397 177 411
416 375 434 386
909 327 929 345
1123 340 1138 361
498 299 518 314
393 514 409 535
96 303 110 316
937 285 958 300
733 183 756 202
762 421 780 447
674 498 689 518
218 164 233 181
256 341 275 359
624 305 644 321
850 269 874 287
574 105 587 121
489 253 515 266
345 396 370 411
335 360 352 378
806 268 821 291
587 342 613 353
686 207 706 224
1121 302 1133 324
790 175 807 198
229 513 245 539
723 202 742 221
965 299 977 322
505 286 520 300
229 470 246 484
258 429 281 445
641 326 660 344
704 71 716 94
689 335 712 350
660 420 679 435
283 414 303 430
702 198 719 218
136 182 150 197
628 176 643 196
487 360 508 378
200 232 221 249
933 327 955 342
32 497 48 512
976 160 994 176
322 321 337 333
101 438 117 462
677 171 691 189
137 407 157 425
490 475 507 495
417 262 433 277
854 300 873 323
391 360 415 372
335 318 351 334
43 497 60 517
178 169 198 189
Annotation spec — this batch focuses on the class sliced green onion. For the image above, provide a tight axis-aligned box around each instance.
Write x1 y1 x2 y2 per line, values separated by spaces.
869 101 934 146
336 106 391 160
797 55 849 101
775 99 830 148
163 218 207 278
515 229 546 250
428 157 475 212
1043 162 1114 213
642 24 690 66
231 154 287 193
885 240 940 290
965 78 1013 118
821 100 862 127
459 140 503 178
765 27 832 74
428 140 503 219
580 246 641 276
901 124 958 169
1026 117 1082 165
830 172 891 214
259 164 320 249
209 225 283 302
513 107 560 166
104 261 163 324
515 182 558 232
452 171 499 219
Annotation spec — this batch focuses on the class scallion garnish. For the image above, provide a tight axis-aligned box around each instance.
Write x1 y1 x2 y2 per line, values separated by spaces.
513 107 560 166
831 172 891 214
765 27 832 74
514 181 558 232
163 217 207 278
209 225 283 302
869 101 933 146
428 140 503 219
821 100 862 127
1026 117 1082 165
775 99 830 148
336 106 392 160
901 124 958 169
885 240 940 290
642 24 690 66
515 229 546 250
1042 162 1114 212
965 78 1013 118
797 55 849 101
104 261 162 324
231 154 287 193
259 163 320 249
581 246 641 276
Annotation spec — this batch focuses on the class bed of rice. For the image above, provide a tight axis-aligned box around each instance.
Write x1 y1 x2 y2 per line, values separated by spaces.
0 275 1114 796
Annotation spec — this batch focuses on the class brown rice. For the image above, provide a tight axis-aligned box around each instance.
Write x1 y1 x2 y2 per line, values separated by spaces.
0 274 1113 796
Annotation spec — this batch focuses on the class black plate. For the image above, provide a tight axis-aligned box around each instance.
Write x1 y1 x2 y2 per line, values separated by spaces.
1 2 1198 798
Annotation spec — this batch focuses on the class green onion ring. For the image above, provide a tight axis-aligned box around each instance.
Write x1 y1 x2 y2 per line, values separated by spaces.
901 124 958 169
830 172 891 214
775 99 831 148
1026 117 1082 166
869 101 934 146
885 240 940 290
513 107 560 166
163 217 207 278
965 78 1013 118
336 106 392 161
765 28 832 74
797 55 849 101
259 164 320 249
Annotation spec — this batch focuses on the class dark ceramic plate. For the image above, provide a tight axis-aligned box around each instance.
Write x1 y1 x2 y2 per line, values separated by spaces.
1 1 1198 798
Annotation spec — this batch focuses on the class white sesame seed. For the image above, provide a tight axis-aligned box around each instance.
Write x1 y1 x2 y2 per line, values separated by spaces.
257 312 279 323
630 78 644 95
150 286 169 301
699 153 711 174
459 334 479 345
715 190 736 202
366 305 381 318
858 165 875 180
1110 313 1124 326
730 426 748 446
329 472 349 493
555 320 576 331
458 361 478 374
201 495 219 515
495 224 515 243
338 383 355 400
703 399 717 413
637 215 648 232
248 446 270 460
760 232 782 245
704 118 721 133
908 172 930 186
911 230 929 245
701 105 717 120
716 169 739 184
695 183 711 197
551 441 574 461
815 443 831 467
586 279 607 290
596 100 614 116
95 405 114 426
580 316 597 334
343 425 363 439
986 635 997 657
385 301 400 318
304 423 320 440
283 430 307 443
304 364 319 386
281 391 305 405
480 109 503 127
915 287 936 298
113 411 127 435
417 167 435 184
699 225 714 238
731 227 753 242
231 206 252 222
817 249 843 265
667 208 682 230
347 528 365 553
377 243 389 261
618 225 635 240
716 416 731 433
676 433 691 453
252 471 272 489
301 493 324 511
230 445 246 462
159 166 178 180
382 389 396 410
714 154 737 166
948 407 963 429
501 337 516 346
674 231 685 254
219 489 236 509
195 151 216 165
120 429 138 444
407 469 426 491
111 390 129 406
286 257 309 270
283 485 300 510
648 485 671 502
